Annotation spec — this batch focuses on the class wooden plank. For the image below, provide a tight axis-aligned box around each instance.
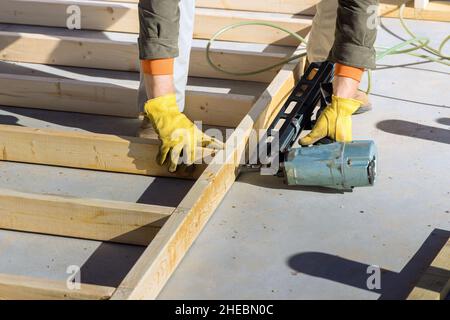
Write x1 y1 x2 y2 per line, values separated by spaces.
111 48 305 300
0 273 115 300
0 188 174 246
0 29 140 72
0 73 139 117
407 238 450 300
103 0 318 15
93 0 450 22
189 46 285 82
0 1 312 45
194 0 450 22
0 0 138 33
0 73 254 126
194 8 311 46
196 0 318 15
0 28 288 82
0 124 207 179
380 1 450 22
184 90 253 128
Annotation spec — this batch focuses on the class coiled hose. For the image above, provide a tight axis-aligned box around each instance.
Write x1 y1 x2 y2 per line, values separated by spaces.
206 1 449 94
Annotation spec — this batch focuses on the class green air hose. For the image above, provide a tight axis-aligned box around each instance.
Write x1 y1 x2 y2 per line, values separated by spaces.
206 21 308 76
206 2 449 94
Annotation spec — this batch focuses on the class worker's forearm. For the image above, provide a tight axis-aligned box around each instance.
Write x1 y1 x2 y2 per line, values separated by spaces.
333 63 364 99
138 0 181 60
329 0 379 69
142 73 175 99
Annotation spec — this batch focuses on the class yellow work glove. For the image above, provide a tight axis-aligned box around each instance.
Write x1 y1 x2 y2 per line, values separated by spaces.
144 94 223 172
299 95 361 145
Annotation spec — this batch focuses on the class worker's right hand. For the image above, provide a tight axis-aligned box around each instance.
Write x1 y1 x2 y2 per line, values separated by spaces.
144 94 224 172
299 95 361 145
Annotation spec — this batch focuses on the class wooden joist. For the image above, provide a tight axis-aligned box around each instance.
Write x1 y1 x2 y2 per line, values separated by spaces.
380 0 450 22
196 0 318 15
0 273 115 300
0 25 291 82
0 0 138 33
0 72 140 117
0 72 255 126
194 8 311 46
0 188 174 246
196 0 450 22
0 1 312 45
0 124 208 179
104 0 318 15
407 238 450 300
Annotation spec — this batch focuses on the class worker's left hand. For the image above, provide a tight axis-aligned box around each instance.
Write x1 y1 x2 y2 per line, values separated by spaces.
299 95 361 145
144 94 224 172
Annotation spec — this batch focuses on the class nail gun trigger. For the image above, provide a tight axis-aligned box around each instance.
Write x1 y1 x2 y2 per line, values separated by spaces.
320 82 333 107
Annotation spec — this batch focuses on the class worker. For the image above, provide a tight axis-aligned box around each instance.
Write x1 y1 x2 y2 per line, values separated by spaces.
137 0 378 172
301 0 377 145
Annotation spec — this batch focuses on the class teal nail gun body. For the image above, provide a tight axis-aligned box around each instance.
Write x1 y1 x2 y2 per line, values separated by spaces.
260 61 377 190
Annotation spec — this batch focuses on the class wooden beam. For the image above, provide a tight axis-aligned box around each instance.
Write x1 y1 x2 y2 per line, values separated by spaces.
0 0 138 33
380 1 450 22
103 0 318 15
189 46 286 82
196 0 318 15
111 48 304 300
407 238 450 300
0 1 312 45
194 0 450 22
194 8 311 46
0 73 139 118
0 73 254 126
0 29 288 82
0 273 115 300
74 0 450 22
0 188 174 246
0 124 207 179
0 29 140 72
184 90 253 128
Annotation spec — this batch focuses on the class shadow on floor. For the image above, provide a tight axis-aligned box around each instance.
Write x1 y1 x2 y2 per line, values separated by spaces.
369 93 449 109
377 119 450 144
79 242 146 288
287 228 450 300
0 114 20 126
237 171 347 194
436 117 450 126
137 177 194 207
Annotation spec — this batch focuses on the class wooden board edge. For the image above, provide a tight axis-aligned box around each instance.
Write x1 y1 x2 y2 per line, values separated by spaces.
0 72 255 127
0 273 115 300
0 124 210 179
380 1 450 22
0 30 286 83
0 1 312 45
0 188 175 246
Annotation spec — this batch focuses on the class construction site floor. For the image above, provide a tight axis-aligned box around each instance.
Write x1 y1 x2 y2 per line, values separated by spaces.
0 18 449 299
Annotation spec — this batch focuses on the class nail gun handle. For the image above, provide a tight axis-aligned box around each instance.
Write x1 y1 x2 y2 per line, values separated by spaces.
264 61 335 156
